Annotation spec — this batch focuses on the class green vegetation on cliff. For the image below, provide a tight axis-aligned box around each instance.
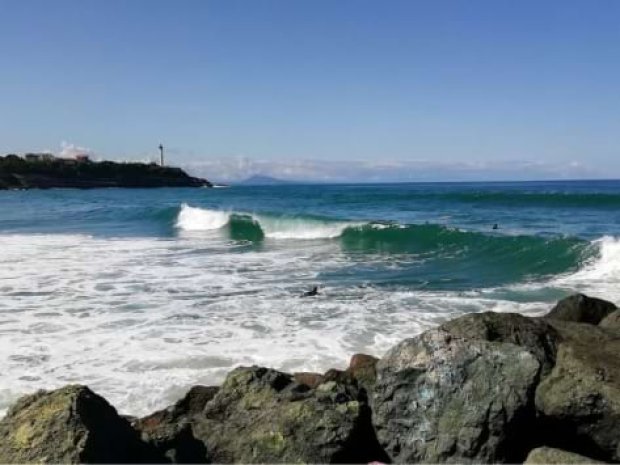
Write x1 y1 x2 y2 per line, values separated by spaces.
0 154 211 189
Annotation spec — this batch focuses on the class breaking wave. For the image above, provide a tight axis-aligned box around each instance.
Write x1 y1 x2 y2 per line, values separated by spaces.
174 204 602 282
175 204 353 240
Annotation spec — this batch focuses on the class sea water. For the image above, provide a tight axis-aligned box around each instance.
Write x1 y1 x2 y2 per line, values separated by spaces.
1 181 620 415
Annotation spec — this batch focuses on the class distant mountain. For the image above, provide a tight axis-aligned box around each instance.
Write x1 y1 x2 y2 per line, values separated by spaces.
239 175 294 185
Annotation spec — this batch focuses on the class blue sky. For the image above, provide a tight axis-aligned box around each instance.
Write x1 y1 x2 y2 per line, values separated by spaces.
1 0 619 182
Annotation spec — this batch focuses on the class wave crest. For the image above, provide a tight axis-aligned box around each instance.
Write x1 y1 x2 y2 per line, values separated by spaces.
176 204 352 239
176 204 230 231
555 236 620 286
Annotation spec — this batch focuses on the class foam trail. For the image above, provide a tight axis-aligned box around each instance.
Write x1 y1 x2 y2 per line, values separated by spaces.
176 204 230 231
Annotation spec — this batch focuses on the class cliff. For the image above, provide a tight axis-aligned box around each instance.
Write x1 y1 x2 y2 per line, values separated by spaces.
0 155 212 189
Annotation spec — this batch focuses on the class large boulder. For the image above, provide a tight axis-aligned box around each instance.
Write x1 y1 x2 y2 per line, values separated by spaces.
0 385 161 463
599 309 620 333
132 385 219 463
371 328 540 463
192 366 387 463
440 311 559 375
525 446 604 464
536 320 620 462
546 294 616 325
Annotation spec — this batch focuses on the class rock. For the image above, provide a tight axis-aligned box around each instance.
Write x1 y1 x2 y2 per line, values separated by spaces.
525 446 605 464
132 385 219 463
170 385 219 415
294 354 378 393
323 367 355 384
536 320 620 462
371 328 540 463
293 372 324 389
346 353 379 391
192 366 387 463
440 311 559 375
599 309 620 332
0 385 161 463
546 294 616 325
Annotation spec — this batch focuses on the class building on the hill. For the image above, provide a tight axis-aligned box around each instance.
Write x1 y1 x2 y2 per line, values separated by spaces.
24 153 55 162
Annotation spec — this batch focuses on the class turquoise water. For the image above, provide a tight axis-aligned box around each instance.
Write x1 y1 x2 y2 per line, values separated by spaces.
1 180 620 414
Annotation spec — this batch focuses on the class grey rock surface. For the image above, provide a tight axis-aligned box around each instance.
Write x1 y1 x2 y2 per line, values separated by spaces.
546 294 616 325
371 328 540 463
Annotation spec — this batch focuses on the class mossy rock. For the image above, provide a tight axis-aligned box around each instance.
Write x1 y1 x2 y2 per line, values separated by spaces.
192 366 387 463
0 385 161 463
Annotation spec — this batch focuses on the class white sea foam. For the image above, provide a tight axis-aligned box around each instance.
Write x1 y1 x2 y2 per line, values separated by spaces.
175 204 354 239
175 204 230 231
551 235 620 301
0 233 617 418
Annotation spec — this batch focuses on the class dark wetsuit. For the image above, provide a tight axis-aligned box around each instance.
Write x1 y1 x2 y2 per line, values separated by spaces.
302 286 319 297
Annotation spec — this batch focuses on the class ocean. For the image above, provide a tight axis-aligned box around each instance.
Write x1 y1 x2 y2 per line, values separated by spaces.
1 180 619 416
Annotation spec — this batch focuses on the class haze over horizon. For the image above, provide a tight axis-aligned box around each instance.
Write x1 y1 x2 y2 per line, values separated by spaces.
1 0 619 182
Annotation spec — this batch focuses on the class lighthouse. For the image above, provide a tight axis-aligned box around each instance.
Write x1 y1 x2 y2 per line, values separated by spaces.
159 144 164 166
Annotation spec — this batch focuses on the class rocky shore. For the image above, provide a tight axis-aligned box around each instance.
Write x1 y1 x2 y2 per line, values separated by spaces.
0 155 211 189
0 293 618 463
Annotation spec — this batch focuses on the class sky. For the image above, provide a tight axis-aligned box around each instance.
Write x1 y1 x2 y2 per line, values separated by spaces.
0 0 619 182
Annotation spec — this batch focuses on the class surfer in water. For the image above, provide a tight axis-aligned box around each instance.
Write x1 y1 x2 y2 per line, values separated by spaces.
492 223 499 230
302 286 319 297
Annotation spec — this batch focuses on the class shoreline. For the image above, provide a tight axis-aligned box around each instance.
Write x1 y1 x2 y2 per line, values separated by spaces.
1 293 618 463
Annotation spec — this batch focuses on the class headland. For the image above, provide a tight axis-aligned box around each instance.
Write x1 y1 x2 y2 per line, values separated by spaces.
0 153 211 189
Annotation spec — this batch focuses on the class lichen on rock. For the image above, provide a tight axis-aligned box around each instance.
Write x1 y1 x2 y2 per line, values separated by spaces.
192 365 387 463
0 385 161 463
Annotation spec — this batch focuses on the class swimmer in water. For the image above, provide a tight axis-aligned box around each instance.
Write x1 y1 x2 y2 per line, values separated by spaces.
302 286 319 297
